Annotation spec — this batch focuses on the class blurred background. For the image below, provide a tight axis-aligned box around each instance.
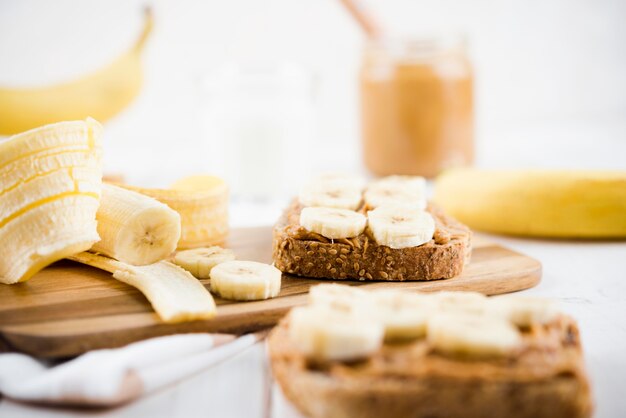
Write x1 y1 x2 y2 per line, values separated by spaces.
1 0 625 220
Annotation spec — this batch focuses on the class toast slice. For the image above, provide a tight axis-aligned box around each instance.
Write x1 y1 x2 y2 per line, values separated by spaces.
272 200 471 281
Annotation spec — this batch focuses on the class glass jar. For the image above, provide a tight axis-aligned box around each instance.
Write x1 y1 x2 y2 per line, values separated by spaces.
360 36 474 178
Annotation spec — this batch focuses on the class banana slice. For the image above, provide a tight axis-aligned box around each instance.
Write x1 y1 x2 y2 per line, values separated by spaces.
118 175 228 250
371 289 438 341
69 252 216 323
367 205 435 249
210 260 281 301
300 207 367 239
299 183 362 210
289 305 384 361
173 246 235 279
92 184 181 266
364 175 427 209
308 283 372 314
427 313 522 357
489 296 561 327
432 291 489 316
312 173 367 191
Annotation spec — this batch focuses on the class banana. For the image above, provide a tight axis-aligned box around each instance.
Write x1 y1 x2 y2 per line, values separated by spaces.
427 314 522 358
92 184 181 266
210 260 281 301
489 296 560 327
118 175 228 249
69 252 216 323
313 173 367 190
0 9 153 135
299 181 363 210
288 305 384 361
364 175 427 209
432 291 489 316
434 168 626 238
308 283 372 314
300 207 367 239
0 119 102 284
173 246 235 279
367 205 435 249
371 289 438 341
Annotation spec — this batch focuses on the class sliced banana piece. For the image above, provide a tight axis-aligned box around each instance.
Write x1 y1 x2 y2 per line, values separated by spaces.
69 252 216 323
210 260 281 301
299 182 362 210
371 289 438 341
308 283 372 314
489 295 561 327
300 207 366 239
364 175 427 209
311 173 367 191
289 305 384 361
432 291 489 316
367 205 435 249
427 313 522 357
173 246 235 279
92 184 181 266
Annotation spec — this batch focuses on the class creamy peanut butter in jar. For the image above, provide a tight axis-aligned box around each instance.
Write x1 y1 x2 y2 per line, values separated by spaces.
360 36 474 178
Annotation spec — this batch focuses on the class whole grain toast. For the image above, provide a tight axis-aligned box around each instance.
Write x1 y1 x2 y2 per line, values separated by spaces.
269 313 593 418
272 200 471 281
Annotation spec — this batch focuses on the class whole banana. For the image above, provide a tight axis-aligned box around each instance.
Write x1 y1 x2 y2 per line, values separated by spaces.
0 9 153 135
434 168 626 238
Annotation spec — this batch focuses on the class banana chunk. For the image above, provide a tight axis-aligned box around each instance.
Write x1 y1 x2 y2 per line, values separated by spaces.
300 207 367 239
92 184 181 266
289 306 384 361
367 205 435 249
427 314 522 358
173 246 235 279
210 260 281 301
299 182 362 210
371 289 438 341
489 296 561 327
69 252 216 323
364 175 427 209
308 283 372 314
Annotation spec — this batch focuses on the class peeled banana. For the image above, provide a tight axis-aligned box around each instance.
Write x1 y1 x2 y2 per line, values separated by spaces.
0 119 103 284
69 252 216 323
173 246 235 279
0 9 153 135
92 184 181 265
210 260 281 301
434 168 626 238
299 174 364 210
118 175 228 249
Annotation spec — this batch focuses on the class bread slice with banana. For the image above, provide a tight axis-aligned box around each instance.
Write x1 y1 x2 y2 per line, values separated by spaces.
268 285 593 418
273 174 471 281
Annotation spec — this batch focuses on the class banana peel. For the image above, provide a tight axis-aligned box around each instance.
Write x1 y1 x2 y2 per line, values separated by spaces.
0 9 153 135
433 169 626 238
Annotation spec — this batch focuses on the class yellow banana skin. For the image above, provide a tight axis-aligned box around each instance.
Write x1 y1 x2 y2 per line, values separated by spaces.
434 169 626 238
0 10 152 136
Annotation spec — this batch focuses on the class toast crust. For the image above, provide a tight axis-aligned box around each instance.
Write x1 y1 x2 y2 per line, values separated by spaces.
269 315 593 418
272 200 471 281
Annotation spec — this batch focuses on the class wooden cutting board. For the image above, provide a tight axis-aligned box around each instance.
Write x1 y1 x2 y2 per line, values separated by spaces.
0 227 541 358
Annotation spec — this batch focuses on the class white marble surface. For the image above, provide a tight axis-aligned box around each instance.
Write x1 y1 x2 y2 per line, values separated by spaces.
1 228 625 418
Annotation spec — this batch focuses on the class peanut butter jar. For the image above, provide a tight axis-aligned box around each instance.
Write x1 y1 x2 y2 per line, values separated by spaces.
360 36 474 178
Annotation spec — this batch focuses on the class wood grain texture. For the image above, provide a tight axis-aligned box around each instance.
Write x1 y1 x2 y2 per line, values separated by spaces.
0 227 541 358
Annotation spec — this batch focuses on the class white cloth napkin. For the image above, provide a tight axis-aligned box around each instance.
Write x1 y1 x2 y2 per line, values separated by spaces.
0 332 263 406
